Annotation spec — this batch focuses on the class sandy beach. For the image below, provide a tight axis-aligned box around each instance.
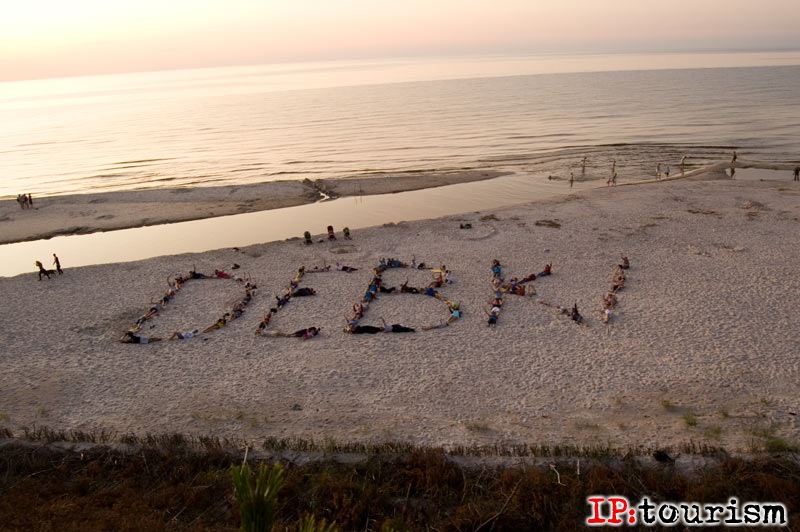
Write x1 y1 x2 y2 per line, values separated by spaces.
0 170 503 245
1 174 799 453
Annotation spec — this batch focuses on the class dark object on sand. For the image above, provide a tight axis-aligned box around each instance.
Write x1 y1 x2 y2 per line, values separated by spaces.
652 450 675 463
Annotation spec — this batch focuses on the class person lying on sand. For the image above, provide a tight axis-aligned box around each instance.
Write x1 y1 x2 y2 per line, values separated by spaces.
189 268 207 279
140 299 165 322
400 279 421 294
485 306 501 326
275 293 291 309
203 313 230 333
344 324 383 334
538 263 553 277
380 317 415 333
611 270 625 293
170 329 199 340
120 331 162 344
255 312 274 335
336 262 358 272
447 301 463 323
279 326 320 339
236 273 256 289
291 287 316 297
491 259 502 279
424 286 440 298
230 303 245 320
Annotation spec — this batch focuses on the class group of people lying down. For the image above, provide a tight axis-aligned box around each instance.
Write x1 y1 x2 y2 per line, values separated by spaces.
344 257 458 333
121 267 256 344
121 254 631 343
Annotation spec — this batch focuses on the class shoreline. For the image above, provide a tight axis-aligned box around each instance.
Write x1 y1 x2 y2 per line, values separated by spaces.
0 170 503 245
1 176 799 451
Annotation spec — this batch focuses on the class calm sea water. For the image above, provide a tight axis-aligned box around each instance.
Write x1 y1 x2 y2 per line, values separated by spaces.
2 51 800 199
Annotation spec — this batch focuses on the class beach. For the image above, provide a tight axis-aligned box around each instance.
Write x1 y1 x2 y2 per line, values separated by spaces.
0 170 503 244
1 172 799 452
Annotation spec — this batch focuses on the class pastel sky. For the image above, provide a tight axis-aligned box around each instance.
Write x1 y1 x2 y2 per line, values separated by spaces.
2 0 799 81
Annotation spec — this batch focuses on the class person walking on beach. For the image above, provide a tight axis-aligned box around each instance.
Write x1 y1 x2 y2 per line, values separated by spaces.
53 253 63 275
794 166 799 181
731 150 738 164
680 155 687 174
656 163 661 179
664 165 670 178
581 157 587 174
569 172 574 188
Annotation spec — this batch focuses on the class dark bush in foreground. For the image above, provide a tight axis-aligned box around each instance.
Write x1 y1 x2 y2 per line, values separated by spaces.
0 435 798 531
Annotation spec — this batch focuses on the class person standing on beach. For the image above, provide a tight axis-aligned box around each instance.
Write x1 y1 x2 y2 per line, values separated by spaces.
656 163 661 179
53 253 63 275
664 165 670 178
731 150 737 164
680 155 687 173
581 157 587 174
794 166 799 181
569 172 574 188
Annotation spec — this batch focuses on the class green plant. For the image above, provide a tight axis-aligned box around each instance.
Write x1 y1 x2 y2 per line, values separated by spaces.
230 461 284 532
298 513 338 532
683 412 698 427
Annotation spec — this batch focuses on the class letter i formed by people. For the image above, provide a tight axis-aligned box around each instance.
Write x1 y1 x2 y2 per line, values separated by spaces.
587 496 636 525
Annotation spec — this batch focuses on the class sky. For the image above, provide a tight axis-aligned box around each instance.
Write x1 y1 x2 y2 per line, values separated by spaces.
2 0 800 82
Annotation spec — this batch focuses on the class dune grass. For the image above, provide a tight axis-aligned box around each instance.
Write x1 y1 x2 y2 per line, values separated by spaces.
0 426 798 530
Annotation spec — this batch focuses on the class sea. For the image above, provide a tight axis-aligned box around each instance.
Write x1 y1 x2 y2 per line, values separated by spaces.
1 50 799 275
2 50 800 198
